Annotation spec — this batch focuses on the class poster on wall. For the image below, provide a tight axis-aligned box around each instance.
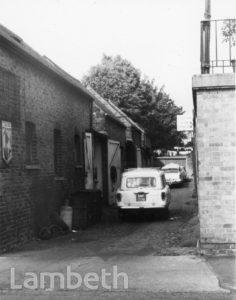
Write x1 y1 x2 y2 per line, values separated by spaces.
2 121 13 164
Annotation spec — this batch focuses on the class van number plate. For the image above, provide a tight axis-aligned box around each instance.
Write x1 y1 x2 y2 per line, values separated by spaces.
136 193 146 201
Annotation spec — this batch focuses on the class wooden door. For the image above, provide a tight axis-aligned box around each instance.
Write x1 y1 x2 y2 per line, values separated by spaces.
84 132 94 189
108 140 121 205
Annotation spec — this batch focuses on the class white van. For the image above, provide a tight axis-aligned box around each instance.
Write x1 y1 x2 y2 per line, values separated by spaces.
116 168 171 219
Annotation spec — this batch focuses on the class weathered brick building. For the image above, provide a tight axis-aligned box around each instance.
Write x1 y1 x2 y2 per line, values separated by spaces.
88 87 152 205
0 25 94 252
193 73 236 254
192 16 236 254
88 87 126 205
101 95 150 169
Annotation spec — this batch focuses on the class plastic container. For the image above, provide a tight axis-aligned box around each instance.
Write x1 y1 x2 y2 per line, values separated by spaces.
60 200 73 231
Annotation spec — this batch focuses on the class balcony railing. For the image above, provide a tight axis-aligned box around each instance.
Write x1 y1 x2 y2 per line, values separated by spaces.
201 18 236 74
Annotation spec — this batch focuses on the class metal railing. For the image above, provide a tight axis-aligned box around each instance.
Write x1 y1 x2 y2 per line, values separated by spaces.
201 18 236 74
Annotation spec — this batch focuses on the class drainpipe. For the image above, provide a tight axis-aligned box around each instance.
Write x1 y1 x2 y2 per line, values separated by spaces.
201 0 211 74
204 0 211 20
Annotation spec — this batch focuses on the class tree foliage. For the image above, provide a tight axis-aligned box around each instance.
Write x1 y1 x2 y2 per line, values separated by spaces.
222 19 236 46
83 54 186 149
83 55 140 107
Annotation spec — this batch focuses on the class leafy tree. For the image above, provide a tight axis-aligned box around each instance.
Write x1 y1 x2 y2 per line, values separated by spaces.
83 54 186 149
83 54 140 107
222 19 236 46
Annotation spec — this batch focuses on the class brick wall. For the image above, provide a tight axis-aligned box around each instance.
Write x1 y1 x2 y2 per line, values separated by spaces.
93 103 106 132
93 103 126 148
0 45 92 252
132 127 142 148
193 73 236 254
106 117 126 148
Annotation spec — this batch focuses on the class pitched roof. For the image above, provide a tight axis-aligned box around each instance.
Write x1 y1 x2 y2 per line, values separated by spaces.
107 99 145 133
0 24 93 101
87 86 126 128
87 86 144 133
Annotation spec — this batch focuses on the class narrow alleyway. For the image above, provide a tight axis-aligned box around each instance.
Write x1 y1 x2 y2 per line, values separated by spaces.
0 180 234 299
6 180 198 257
68 180 199 258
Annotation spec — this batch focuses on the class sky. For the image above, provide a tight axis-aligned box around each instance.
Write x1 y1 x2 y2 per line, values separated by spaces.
0 0 235 114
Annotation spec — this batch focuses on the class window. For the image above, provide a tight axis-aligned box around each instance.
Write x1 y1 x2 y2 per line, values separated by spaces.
126 177 158 188
161 175 166 188
25 122 37 164
74 134 82 165
54 129 63 175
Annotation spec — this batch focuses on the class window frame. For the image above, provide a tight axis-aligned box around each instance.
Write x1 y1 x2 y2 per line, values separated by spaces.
54 128 63 176
25 121 38 165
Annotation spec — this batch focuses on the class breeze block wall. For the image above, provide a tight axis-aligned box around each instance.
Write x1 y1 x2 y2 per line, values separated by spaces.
0 36 92 252
192 73 236 255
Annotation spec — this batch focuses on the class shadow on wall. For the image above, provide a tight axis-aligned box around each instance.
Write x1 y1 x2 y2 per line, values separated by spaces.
31 176 66 236
125 141 137 168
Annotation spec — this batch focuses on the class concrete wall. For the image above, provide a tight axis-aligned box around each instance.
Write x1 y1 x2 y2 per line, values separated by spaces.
192 73 236 254
0 45 92 252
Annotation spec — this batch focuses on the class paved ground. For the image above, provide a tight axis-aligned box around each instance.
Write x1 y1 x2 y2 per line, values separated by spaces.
206 257 236 291
8 180 199 257
0 180 235 299
0 291 235 300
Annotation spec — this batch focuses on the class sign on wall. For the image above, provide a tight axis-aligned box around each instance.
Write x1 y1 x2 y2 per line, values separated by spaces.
177 115 193 131
2 121 13 164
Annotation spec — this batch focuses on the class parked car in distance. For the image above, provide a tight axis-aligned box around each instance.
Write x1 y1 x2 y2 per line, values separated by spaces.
166 149 177 156
153 149 162 157
116 168 171 220
161 163 187 186
178 147 192 156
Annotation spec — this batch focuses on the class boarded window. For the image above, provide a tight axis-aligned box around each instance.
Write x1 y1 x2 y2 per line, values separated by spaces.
54 129 63 175
25 122 38 164
74 134 82 164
